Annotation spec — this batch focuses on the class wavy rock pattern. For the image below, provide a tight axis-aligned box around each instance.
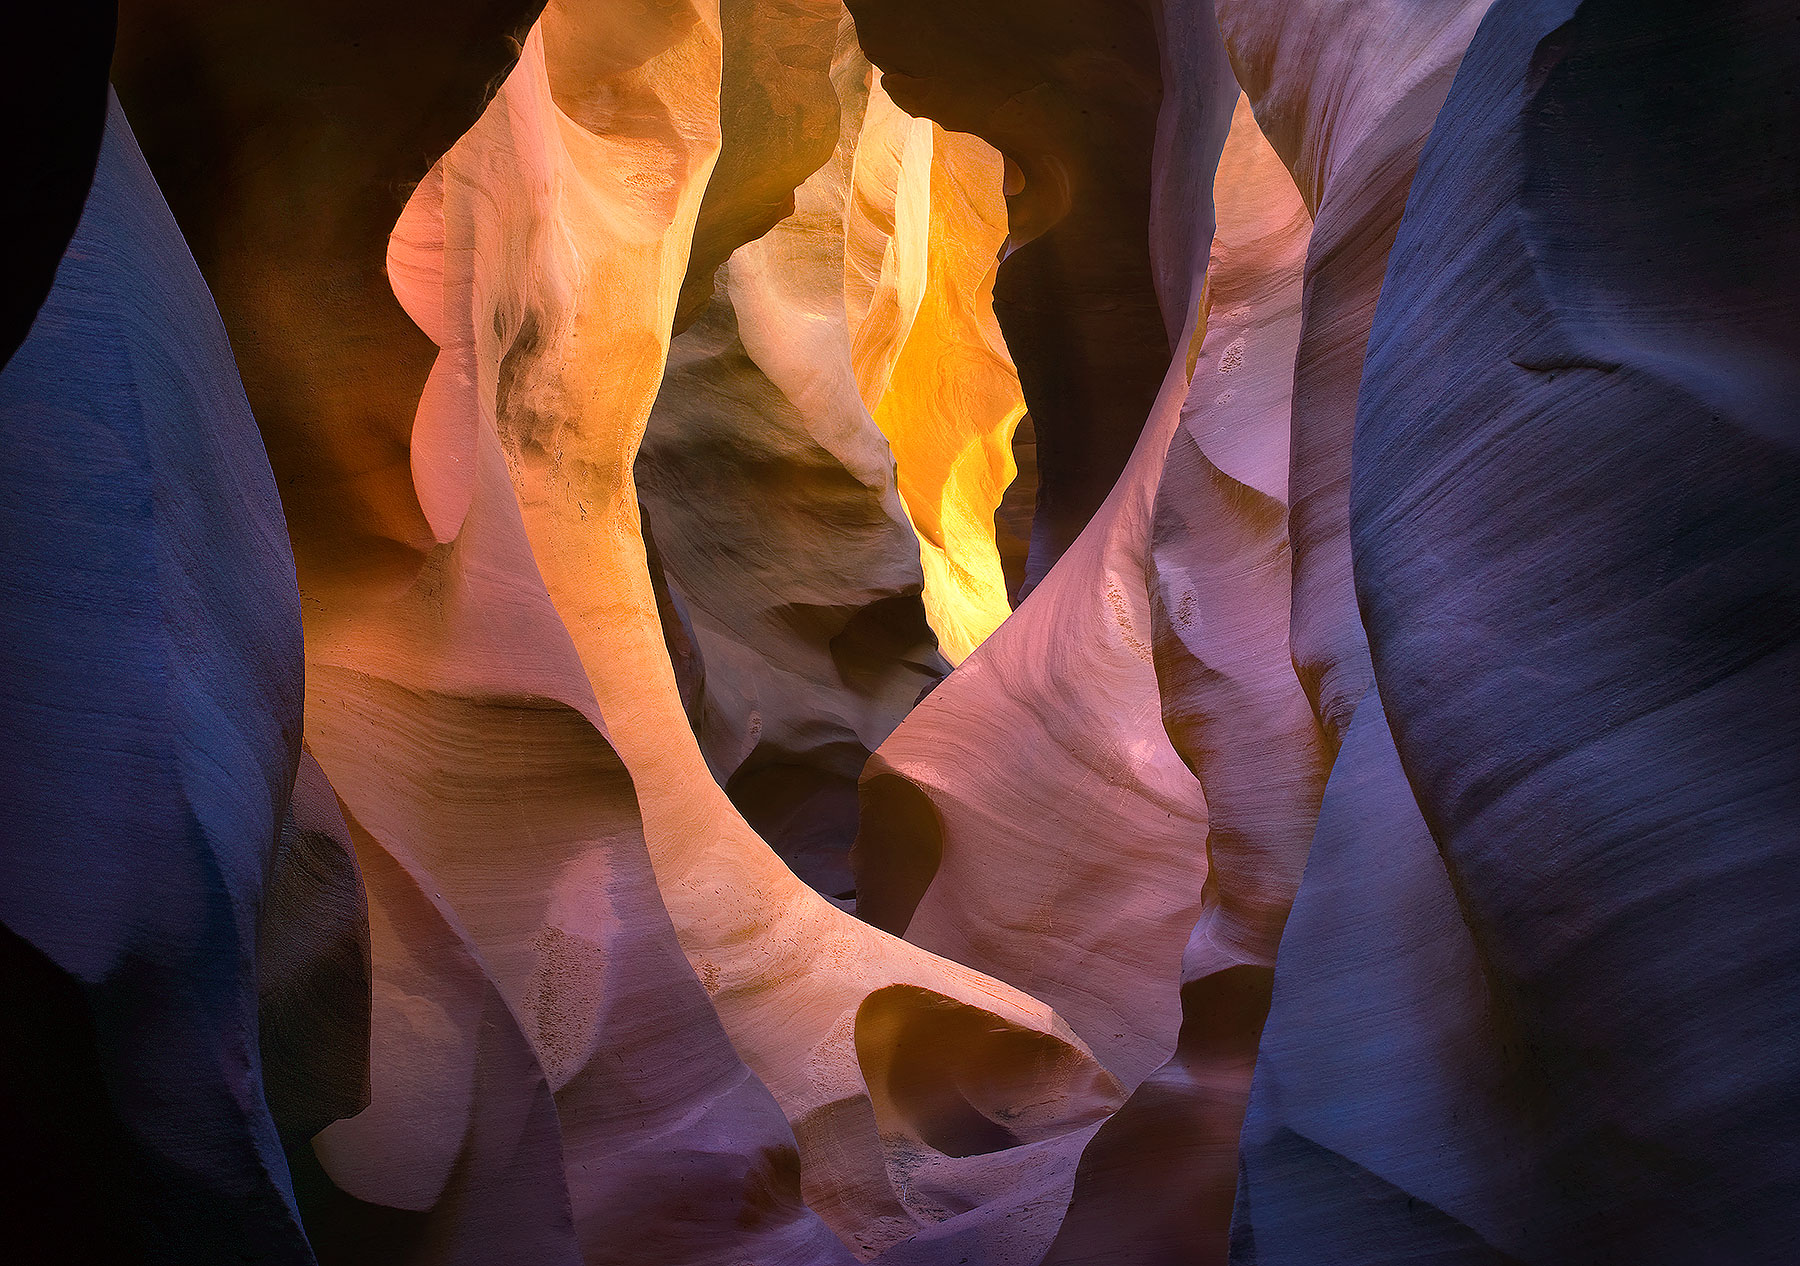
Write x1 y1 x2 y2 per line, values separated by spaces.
861 120 1026 665
1043 85 1322 1266
1218 0 1496 749
304 17 854 1264
639 31 946 897
439 16 1121 1256
855 0 1253 1092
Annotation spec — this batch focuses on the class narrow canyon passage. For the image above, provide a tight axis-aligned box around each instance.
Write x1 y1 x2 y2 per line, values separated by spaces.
2 3 1796 1265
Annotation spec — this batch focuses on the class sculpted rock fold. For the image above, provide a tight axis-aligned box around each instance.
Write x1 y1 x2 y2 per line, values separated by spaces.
1216 0 1495 749
1044 83 1323 1266
119 6 856 1261
402 9 1122 1259
674 0 844 333
857 0 1240 1132
1232 691 1532 1264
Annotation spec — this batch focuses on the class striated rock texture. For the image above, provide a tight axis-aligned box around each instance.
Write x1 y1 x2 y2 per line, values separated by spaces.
1235 0 1800 1262
1339 0 1800 1259
1178 0 1502 1260
1231 690 1533 1265
299 14 858 1264
0 94 312 1262
845 0 1170 590
1217 0 1496 751
15 2 1798 1264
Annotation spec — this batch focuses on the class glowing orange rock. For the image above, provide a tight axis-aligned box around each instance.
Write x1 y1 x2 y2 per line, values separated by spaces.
854 101 1026 664
296 14 854 1262
846 0 1170 590
853 89 1272 1094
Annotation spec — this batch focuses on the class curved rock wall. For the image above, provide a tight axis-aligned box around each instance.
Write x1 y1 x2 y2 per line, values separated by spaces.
1344 1 1800 1257
845 0 1170 590
0 94 312 1262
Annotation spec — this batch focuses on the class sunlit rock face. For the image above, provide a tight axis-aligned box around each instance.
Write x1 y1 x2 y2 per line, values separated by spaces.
636 14 1033 891
845 0 1170 592
636 29 947 896
12 0 1798 1263
434 14 1122 1257
116 6 856 1261
118 1 1123 1260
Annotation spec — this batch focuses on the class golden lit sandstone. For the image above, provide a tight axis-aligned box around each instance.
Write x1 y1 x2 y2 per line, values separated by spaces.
383 5 1123 1258
846 0 1171 591
635 40 1028 893
299 12 851 1264
111 4 845 1260
856 103 1025 665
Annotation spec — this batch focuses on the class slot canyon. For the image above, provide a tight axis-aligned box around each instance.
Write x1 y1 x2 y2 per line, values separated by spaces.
3 1 1797 1263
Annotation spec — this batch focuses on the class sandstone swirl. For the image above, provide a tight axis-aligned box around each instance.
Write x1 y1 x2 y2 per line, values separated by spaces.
115 2 1126 1260
421 13 1122 1257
